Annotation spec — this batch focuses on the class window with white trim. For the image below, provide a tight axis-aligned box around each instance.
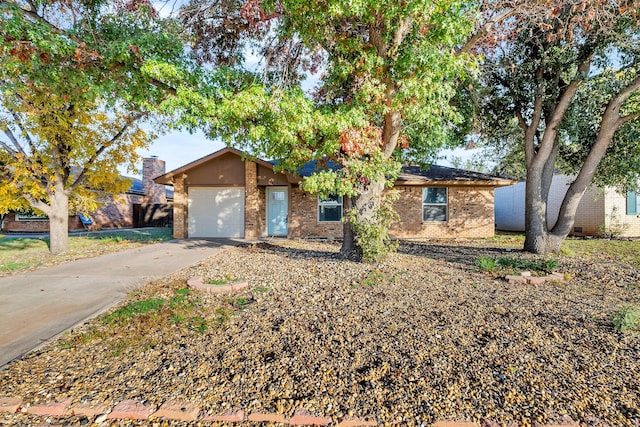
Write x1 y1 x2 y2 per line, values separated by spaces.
422 187 447 222
318 194 343 222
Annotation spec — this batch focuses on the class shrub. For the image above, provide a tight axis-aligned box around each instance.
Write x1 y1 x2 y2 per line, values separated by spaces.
475 256 497 272
496 257 558 273
612 305 640 333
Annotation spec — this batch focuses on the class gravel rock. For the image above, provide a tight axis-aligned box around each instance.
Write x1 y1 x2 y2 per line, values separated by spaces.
1 239 639 426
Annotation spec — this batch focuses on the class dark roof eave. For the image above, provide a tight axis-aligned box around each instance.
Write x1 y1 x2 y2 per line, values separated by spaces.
395 178 516 187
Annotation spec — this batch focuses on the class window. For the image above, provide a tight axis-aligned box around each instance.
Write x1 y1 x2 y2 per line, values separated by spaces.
318 194 343 222
423 187 447 222
627 191 639 215
16 213 48 221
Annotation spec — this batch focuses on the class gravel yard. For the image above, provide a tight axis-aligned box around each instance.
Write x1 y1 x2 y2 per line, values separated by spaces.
1 239 639 426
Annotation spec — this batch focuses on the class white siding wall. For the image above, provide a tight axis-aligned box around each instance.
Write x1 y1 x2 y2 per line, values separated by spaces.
495 175 605 236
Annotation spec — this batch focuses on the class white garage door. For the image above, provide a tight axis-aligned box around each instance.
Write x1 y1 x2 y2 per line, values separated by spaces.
188 187 245 238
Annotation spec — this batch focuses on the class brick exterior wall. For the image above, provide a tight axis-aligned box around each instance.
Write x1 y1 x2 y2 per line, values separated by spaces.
142 157 168 204
289 186 343 239
391 186 495 239
162 150 502 240
2 194 147 232
2 214 61 232
566 186 605 236
4 159 168 233
244 161 259 239
173 175 187 238
287 185 497 240
92 194 145 228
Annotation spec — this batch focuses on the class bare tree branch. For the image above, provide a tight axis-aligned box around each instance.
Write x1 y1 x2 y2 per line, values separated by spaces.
1 127 25 156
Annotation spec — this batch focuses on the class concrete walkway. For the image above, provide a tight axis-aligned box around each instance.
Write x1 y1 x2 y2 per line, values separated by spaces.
0 239 233 369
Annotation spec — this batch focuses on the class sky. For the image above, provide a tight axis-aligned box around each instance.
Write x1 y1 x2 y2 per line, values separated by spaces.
125 130 224 177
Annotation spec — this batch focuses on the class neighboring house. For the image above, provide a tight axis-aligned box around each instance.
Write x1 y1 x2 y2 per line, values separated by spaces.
153 147 514 240
2 157 172 232
495 175 640 237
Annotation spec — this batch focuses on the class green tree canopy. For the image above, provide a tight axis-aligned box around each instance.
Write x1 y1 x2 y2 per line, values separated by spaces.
175 0 480 260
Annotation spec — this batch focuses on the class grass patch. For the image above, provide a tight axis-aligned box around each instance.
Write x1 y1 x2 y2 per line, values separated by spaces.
207 274 240 285
214 307 231 324
562 239 640 264
208 279 231 285
58 286 213 355
0 228 172 276
2 260 33 272
496 257 558 273
475 256 558 275
362 270 385 287
103 298 167 324
231 296 251 310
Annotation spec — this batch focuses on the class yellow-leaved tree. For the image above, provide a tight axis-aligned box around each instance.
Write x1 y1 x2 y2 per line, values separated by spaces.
0 0 187 254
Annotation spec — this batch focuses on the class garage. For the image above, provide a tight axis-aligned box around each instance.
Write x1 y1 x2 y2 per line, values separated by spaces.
188 187 245 238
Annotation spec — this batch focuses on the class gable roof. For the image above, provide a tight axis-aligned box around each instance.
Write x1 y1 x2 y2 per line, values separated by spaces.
154 147 277 185
125 176 174 199
154 147 514 188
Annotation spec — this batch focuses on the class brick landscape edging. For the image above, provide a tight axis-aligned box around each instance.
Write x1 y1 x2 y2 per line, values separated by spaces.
0 396 582 426
505 271 567 285
187 277 249 294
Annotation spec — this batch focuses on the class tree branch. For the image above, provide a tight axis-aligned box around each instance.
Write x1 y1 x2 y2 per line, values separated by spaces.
532 55 592 170
0 138 18 158
1 127 25 156
552 73 640 237
524 69 546 168
369 19 387 60
69 112 145 191
457 7 516 54
6 102 38 155
389 15 413 56
618 111 640 127
22 193 50 216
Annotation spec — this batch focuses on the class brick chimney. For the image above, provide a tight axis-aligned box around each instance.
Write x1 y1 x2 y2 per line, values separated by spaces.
142 157 167 204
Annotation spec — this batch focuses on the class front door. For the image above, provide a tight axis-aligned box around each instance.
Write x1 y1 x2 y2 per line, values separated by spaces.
267 187 288 236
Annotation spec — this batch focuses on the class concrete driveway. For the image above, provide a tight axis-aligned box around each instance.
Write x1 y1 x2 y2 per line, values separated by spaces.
0 239 233 369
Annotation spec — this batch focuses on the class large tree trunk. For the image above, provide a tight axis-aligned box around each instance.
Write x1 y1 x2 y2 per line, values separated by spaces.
524 76 640 254
340 180 386 261
523 166 549 254
340 195 361 260
523 141 560 254
47 187 70 255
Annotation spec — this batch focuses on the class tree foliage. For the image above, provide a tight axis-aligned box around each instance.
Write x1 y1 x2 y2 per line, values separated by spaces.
0 0 187 254
472 0 640 253
176 0 479 261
